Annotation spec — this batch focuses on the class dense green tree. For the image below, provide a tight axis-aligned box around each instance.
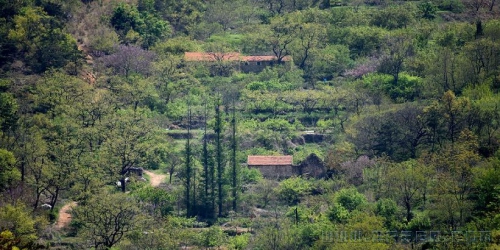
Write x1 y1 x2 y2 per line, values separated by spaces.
0 82 18 133
0 203 38 246
100 108 156 192
471 156 500 216
72 192 142 249
383 160 428 222
110 3 170 48
378 33 415 88
184 101 193 216
278 176 313 205
427 131 480 229
370 4 416 30
214 95 225 217
307 44 353 82
110 3 142 40
351 103 428 160
8 6 81 73
230 98 238 212
343 26 387 57
418 1 437 19
0 149 20 192
153 0 204 34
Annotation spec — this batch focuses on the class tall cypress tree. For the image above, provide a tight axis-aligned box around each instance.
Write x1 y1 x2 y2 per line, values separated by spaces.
185 100 192 216
231 98 238 211
215 95 224 217
201 97 213 219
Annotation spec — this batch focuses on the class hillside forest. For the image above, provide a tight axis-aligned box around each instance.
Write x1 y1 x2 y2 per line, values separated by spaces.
1 0 500 249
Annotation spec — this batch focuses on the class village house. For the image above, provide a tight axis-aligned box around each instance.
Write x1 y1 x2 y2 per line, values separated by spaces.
184 52 292 74
247 155 294 179
247 154 326 179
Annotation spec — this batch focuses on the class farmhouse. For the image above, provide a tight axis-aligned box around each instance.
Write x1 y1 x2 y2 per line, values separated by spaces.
184 52 292 74
247 154 326 179
247 155 294 179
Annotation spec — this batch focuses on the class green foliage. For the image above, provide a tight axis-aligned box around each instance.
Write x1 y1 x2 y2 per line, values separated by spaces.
0 204 37 245
363 72 422 102
375 198 401 230
328 202 351 223
110 3 170 48
207 34 244 50
8 6 81 73
370 4 416 30
152 36 200 55
346 211 385 234
246 79 296 92
228 233 250 250
334 187 367 212
0 149 20 191
418 1 437 19
343 26 387 57
406 212 431 231
261 118 295 133
278 176 314 205
308 44 353 81
110 3 142 37
2 1 500 248
436 0 464 12
472 158 500 215
293 144 324 165
240 166 262 185
72 192 142 249
198 226 228 248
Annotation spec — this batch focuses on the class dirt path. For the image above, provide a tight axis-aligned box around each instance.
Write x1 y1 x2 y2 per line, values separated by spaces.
54 171 165 229
144 170 167 187
55 201 77 229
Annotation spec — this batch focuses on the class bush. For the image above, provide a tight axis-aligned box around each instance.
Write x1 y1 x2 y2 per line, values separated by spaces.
406 212 431 231
328 203 350 223
335 188 367 212
419 1 437 19
198 226 227 248
278 177 314 205
375 198 401 230
228 233 250 250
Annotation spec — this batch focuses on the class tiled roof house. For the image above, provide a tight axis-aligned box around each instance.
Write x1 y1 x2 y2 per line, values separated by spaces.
247 155 294 179
247 154 326 179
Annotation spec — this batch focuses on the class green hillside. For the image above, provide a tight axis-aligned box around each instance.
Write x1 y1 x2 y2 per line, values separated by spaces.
0 0 500 249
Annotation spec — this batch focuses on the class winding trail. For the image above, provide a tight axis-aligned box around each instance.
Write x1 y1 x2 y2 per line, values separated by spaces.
55 201 77 229
55 171 166 229
144 170 167 187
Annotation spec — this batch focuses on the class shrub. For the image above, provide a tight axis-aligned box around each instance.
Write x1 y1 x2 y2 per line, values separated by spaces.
335 188 367 212
278 177 314 205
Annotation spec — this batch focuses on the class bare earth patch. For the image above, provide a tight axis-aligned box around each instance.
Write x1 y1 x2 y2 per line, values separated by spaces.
144 170 167 187
55 201 77 229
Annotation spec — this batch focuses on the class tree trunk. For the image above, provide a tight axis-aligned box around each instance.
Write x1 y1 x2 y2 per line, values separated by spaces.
405 200 412 222
120 177 126 192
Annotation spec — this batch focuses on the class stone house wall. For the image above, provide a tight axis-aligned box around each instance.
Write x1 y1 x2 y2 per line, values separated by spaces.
248 164 294 179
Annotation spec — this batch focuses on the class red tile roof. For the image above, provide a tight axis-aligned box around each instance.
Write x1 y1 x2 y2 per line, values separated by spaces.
184 52 292 62
247 155 293 166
